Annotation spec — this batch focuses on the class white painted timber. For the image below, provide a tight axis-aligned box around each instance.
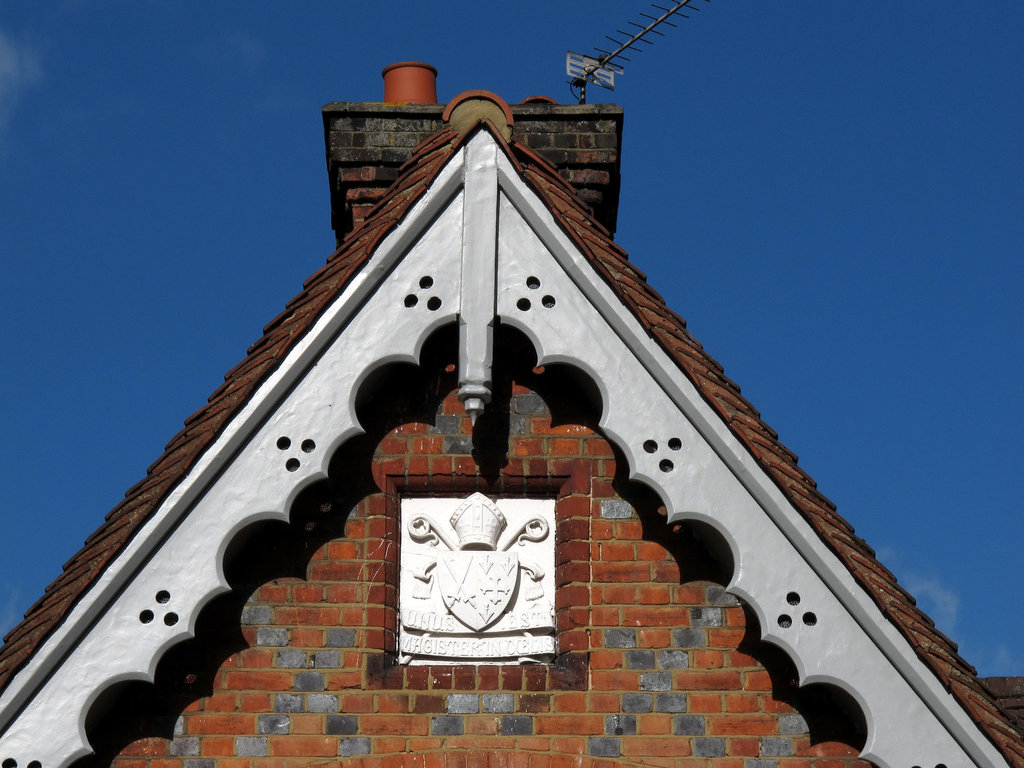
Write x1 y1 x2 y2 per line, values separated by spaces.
457 134 499 422
0 129 1006 768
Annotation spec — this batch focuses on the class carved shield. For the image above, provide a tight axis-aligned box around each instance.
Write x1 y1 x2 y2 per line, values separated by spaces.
437 552 519 631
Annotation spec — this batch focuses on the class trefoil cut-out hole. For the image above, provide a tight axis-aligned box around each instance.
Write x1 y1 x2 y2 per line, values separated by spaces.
404 294 418 308
667 437 682 451
427 296 442 311
777 614 792 629
526 276 541 289
419 275 434 289
786 592 800 605
802 612 817 627
643 440 658 454
276 436 290 450
542 295 556 308
517 298 531 311
139 610 154 624
301 439 316 453
155 590 171 604
659 459 674 473
3 758 17 768
285 458 300 472
164 613 179 627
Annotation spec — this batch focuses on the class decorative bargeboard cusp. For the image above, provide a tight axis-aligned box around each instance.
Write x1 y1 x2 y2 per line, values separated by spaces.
399 494 555 665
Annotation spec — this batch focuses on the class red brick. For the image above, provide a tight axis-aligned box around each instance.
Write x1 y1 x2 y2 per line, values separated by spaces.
707 714 777 736
620 737 690 757
360 715 428 735
268 736 336 757
186 715 253 735
223 671 292 691
534 715 602 735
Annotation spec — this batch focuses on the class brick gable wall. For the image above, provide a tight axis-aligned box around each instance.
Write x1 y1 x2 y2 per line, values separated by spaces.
77 330 872 768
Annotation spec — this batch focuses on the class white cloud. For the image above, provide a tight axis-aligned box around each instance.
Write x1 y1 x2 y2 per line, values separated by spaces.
223 30 265 68
875 546 960 635
901 573 959 636
195 29 266 71
0 583 22 640
0 27 42 135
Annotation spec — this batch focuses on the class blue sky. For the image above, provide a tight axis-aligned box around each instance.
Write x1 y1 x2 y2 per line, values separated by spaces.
0 2 1021 677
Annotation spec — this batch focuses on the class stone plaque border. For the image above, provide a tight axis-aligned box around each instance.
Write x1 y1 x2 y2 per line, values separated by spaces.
364 465 593 688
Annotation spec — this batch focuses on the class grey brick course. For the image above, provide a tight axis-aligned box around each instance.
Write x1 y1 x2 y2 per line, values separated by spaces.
600 500 633 519
656 693 687 713
512 393 547 415
313 650 340 668
625 650 655 669
276 649 307 668
588 737 620 758
760 737 794 757
256 627 288 646
443 435 474 454
691 606 723 627
326 628 356 647
308 693 338 713
604 715 636 735
501 715 533 735
184 761 215 768
274 693 304 713
326 715 359 735
337 738 371 757
640 672 672 691
621 693 653 713
672 628 706 648
431 414 462 433
482 693 514 713
778 713 809 734
293 671 324 691
257 714 289 735
746 761 778 768
604 628 636 648
169 737 200 757
235 737 267 757
240 605 271 625
707 585 740 605
447 694 479 713
694 737 726 757
657 649 689 669
673 715 705 735
432 716 464 735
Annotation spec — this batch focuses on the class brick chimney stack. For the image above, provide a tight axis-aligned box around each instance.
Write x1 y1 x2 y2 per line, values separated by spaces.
322 65 623 245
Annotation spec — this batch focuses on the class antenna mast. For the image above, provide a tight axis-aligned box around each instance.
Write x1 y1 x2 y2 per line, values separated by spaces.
567 0 710 104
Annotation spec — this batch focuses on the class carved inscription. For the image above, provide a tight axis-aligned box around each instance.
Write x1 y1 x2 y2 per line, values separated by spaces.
399 494 555 665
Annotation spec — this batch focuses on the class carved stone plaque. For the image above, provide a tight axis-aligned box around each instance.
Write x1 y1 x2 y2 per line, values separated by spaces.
399 493 556 665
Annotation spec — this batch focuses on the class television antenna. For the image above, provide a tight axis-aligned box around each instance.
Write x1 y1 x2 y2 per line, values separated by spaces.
566 0 711 104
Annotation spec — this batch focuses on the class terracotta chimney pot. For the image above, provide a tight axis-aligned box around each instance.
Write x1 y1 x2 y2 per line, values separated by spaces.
382 62 438 104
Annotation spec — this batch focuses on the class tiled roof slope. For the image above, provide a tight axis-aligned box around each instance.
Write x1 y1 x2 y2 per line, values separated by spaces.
0 125 464 697
500 137 1024 767
0 118 1021 766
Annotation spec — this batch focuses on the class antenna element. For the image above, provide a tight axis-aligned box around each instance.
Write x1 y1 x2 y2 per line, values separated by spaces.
566 0 710 103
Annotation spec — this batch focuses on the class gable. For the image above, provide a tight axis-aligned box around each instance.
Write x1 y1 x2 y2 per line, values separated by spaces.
0 106 1018 768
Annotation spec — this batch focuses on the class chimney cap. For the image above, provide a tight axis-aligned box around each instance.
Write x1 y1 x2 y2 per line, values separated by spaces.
382 61 438 104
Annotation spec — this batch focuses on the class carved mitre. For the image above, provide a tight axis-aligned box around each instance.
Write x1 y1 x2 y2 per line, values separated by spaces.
449 493 506 550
